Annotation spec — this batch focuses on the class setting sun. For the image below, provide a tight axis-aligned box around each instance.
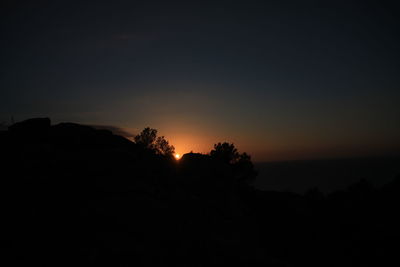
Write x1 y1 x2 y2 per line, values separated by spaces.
174 153 181 160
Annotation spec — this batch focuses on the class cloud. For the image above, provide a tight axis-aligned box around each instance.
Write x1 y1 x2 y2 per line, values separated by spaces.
89 124 135 139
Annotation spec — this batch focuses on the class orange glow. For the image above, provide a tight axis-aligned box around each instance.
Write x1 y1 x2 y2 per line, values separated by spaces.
174 153 181 160
167 133 217 157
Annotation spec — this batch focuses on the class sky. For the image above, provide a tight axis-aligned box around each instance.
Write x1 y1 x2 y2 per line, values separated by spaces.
1 0 399 161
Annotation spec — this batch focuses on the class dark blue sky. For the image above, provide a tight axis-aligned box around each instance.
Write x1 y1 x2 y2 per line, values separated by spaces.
1 0 399 160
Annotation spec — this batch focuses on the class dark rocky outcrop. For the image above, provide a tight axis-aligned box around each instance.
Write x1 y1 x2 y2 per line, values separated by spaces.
8 117 51 133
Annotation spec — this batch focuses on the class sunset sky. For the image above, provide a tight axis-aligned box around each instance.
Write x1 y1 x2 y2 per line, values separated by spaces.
1 0 399 161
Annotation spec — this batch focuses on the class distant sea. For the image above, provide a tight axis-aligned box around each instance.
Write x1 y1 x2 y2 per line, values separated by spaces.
253 156 400 194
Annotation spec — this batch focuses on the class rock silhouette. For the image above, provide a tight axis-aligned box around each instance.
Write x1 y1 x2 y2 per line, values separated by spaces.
1 118 399 266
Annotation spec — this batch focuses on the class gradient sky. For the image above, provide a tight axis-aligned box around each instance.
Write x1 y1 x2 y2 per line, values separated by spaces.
1 0 399 161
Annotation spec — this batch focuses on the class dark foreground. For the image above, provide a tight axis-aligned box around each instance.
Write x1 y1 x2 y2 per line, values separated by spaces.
1 118 400 266
255 156 400 193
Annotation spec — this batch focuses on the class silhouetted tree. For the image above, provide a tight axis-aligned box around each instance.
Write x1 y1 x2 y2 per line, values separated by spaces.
210 142 240 164
234 152 257 182
134 127 175 156
134 127 157 148
154 136 175 156
210 142 257 182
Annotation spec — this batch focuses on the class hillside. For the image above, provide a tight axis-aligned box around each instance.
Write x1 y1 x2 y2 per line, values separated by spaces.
1 118 400 266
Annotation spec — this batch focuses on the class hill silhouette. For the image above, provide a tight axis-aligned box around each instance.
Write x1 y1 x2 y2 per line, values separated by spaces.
1 118 400 266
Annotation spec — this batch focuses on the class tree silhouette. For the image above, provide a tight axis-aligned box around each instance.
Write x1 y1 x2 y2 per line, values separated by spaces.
210 142 240 164
154 136 175 156
210 142 257 182
134 127 175 156
134 127 157 148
